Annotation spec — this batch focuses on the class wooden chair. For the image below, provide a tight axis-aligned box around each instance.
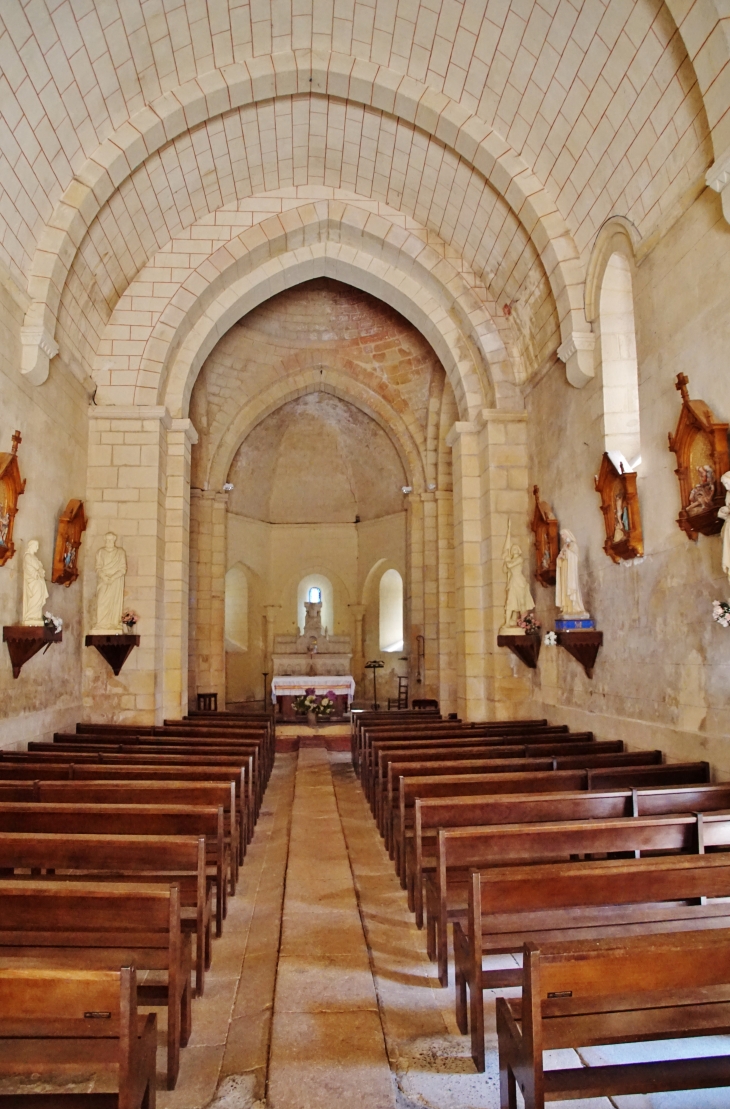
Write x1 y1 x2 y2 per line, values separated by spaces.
0 966 156 1108
497 930 730 1108
196 692 218 711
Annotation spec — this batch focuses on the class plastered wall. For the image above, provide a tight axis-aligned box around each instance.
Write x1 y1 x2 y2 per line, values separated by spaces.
0 281 89 748
526 187 730 776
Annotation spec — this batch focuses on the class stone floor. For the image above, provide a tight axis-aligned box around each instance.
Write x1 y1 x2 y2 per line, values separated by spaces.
14 745 730 1108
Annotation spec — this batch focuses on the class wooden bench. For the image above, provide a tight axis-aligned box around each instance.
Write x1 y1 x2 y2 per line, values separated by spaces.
427 808 730 986
457 851 730 1071
410 782 730 926
384 750 664 860
366 729 595 809
0 966 156 1108
0 880 190 1090
394 762 712 894
373 737 609 832
0 831 210 1001
0 800 226 981
0 765 246 866
18 747 257 846
497 929 730 1108
357 720 559 778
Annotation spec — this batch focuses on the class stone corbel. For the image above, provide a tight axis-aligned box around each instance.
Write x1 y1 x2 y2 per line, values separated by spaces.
20 326 59 386
557 332 595 389
707 152 730 224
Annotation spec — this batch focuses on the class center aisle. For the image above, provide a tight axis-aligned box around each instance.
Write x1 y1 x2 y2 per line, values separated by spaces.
267 746 398 1109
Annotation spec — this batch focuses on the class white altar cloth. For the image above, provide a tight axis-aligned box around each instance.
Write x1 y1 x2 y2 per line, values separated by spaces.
271 675 356 704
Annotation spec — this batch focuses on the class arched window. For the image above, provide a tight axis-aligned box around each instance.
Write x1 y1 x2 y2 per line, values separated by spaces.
599 252 640 466
297 575 334 633
379 569 404 652
225 564 248 651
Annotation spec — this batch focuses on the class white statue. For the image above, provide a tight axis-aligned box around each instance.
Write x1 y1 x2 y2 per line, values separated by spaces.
555 529 590 618
91 532 127 634
22 540 48 626
718 472 730 587
500 520 535 633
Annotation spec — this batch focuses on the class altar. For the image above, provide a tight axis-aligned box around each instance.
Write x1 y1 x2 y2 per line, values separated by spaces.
271 675 355 721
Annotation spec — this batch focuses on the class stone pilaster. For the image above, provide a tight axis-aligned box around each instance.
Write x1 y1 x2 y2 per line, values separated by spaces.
83 407 171 722
436 490 457 714
163 418 197 719
476 409 532 719
189 490 227 709
348 604 366 684
446 422 486 720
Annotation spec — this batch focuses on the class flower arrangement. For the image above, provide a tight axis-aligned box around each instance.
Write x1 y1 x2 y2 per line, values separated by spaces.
122 610 138 631
43 612 63 633
544 630 557 646
712 600 730 628
292 688 338 718
518 611 542 635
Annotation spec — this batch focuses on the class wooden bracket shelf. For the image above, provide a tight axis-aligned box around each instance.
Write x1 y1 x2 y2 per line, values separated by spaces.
497 634 541 669
556 629 603 678
85 633 140 676
3 625 62 678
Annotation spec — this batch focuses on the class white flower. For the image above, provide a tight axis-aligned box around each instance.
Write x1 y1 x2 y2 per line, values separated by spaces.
544 631 557 646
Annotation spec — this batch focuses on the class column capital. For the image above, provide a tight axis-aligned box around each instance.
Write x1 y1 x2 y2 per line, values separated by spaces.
349 604 366 618
170 417 198 445
445 421 478 448
89 405 172 427
476 408 527 428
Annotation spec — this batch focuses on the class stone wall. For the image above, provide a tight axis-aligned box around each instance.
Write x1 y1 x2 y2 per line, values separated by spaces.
0 280 89 748
526 187 730 776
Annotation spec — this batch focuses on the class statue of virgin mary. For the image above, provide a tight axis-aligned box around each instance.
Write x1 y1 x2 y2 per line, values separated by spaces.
555 529 589 618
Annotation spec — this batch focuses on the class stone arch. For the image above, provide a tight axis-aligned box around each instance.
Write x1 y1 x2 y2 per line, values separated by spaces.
134 208 503 421
585 217 641 326
207 370 427 496
21 51 589 387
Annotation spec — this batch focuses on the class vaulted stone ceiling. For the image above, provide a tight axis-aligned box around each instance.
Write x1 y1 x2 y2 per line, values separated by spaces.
0 1 723 399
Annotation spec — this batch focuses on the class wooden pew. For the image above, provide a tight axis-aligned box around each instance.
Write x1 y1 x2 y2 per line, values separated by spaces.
0 765 247 865
410 782 730 926
427 809 730 987
0 966 156 1107
358 720 561 780
75 721 274 777
394 762 712 892
373 738 609 831
365 728 591 803
496 930 730 1108
0 800 226 974
0 830 211 1000
19 746 258 844
457 852 730 1071
384 750 664 859
0 880 190 1090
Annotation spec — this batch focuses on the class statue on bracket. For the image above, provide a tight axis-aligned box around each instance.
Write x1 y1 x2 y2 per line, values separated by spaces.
530 485 559 585
52 499 87 586
594 452 643 563
500 519 535 635
0 430 25 568
90 532 127 634
719 472 730 587
22 541 48 626
555 529 593 629
668 372 729 541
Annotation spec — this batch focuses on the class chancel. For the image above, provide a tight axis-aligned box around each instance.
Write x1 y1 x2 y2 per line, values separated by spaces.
2 2 730 1107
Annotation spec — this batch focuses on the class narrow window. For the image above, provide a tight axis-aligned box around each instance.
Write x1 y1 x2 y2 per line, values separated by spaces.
600 252 640 466
379 569 404 652
308 586 321 603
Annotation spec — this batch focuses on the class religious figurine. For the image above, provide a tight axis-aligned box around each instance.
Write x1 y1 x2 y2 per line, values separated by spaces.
303 599 325 638
718 472 730 587
687 464 716 516
91 532 127 634
500 520 535 634
612 489 629 543
555 529 590 619
22 540 48 626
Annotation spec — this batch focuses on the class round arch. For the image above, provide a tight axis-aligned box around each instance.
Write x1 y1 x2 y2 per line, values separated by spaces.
21 51 589 387
207 371 427 495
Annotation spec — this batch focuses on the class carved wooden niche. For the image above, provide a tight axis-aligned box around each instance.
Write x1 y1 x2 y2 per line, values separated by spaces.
594 452 643 563
0 430 25 568
668 373 730 541
530 485 559 586
52 499 87 586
